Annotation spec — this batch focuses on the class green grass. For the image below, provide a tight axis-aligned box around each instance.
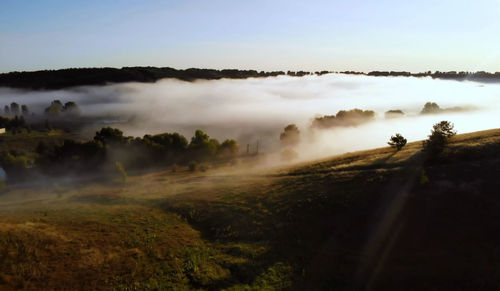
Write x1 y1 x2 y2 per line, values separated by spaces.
1 128 500 289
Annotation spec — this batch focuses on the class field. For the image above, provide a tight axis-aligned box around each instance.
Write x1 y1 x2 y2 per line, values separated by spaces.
1 129 500 290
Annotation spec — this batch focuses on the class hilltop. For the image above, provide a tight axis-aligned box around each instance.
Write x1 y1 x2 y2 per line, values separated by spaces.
0 128 500 289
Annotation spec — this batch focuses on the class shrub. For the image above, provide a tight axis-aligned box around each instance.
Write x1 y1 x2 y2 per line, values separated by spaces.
387 133 407 150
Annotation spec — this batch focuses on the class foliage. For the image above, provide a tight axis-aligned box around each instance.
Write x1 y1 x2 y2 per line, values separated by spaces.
0 67 288 90
218 139 239 158
62 101 82 115
94 127 126 145
0 115 26 132
312 109 375 128
188 130 218 161
45 100 64 116
44 100 82 117
385 109 404 118
279 124 300 148
10 102 20 115
2 126 240 182
423 121 457 155
420 102 441 114
21 104 29 115
387 133 407 150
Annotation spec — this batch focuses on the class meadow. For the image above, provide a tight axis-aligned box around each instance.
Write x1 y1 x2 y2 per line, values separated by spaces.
1 128 500 290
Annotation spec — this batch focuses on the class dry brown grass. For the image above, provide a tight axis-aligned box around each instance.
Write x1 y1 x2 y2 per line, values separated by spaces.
1 128 500 289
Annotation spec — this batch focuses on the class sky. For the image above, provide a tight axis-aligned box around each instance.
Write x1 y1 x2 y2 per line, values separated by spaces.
1 0 500 73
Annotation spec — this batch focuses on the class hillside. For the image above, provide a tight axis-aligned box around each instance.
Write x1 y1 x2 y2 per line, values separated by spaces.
1 129 500 290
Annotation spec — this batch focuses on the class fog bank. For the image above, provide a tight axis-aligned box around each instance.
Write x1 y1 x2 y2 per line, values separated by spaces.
1 74 499 161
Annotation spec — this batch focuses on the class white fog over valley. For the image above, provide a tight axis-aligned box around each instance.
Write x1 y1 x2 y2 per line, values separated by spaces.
1 74 499 162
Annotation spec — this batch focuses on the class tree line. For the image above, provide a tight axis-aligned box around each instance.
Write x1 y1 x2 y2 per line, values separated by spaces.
0 67 290 90
1 127 239 183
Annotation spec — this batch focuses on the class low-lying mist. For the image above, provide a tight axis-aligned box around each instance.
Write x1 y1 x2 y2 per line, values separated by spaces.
1 74 499 162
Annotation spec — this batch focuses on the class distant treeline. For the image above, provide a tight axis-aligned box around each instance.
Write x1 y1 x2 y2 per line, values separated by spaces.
363 70 500 82
2 67 499 91
0 67 324 90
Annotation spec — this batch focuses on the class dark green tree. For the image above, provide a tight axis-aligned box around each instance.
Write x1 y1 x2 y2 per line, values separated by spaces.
423 121 456 155
188 130 218 161
387 133 407 150
94 127 125 146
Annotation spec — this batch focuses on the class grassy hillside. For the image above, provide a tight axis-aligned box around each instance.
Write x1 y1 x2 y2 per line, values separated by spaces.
1 129 500 290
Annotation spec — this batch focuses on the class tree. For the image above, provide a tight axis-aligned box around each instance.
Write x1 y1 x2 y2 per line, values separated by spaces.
188 130 218 161
94 127 125 145
280 124 300 147
63 101 82 115
217 139 239 158
21 105 29 116
3 105 10 115
45 100 63 116
10 103 20 116
420 102 441 114
423 121 456 155
387 133 407 150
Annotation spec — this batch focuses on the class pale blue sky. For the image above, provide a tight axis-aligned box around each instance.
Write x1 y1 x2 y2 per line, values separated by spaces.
1 0 499 73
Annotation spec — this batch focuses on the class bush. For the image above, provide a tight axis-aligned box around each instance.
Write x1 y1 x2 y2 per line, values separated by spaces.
387 133 407 150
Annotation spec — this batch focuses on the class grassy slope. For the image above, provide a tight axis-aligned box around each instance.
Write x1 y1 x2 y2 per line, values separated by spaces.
1 129 500 290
